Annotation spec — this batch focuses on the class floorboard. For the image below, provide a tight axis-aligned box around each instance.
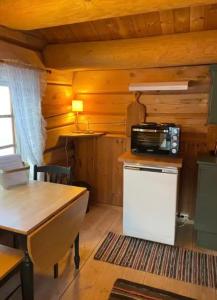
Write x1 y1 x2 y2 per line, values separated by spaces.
0 204 216 300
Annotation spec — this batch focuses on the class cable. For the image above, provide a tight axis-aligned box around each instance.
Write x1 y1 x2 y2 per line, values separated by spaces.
177 220 187 228
65 137 69 167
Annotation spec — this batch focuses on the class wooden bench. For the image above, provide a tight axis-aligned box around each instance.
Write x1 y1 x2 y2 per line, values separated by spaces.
0 244 24 298
0 245 23 281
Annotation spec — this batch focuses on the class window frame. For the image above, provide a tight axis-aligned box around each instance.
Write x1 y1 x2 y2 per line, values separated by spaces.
0 82 16 154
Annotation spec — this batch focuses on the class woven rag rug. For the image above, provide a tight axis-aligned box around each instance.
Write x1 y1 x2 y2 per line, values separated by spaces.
109 278 195 300
94 232 217 288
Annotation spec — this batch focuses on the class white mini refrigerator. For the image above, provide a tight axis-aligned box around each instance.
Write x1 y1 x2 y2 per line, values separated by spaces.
123 163 178 245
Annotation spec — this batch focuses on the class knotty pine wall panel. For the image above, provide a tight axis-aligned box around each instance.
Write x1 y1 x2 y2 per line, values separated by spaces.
95 135 126 206
179 132 208 216
76 95 208 134
42 66 216 217
42 85 72 118
73 66 210 94
42 69 75 165
72 65 214 217
73 135 127 206
73 66 210 137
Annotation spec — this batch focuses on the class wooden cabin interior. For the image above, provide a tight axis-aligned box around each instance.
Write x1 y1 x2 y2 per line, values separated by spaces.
0 1 217 299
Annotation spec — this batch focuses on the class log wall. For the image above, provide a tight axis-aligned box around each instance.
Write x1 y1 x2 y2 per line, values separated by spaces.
43 69 75 165
43 65 217 218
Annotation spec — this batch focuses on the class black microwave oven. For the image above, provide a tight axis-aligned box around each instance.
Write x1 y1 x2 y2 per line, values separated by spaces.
131 122 180 155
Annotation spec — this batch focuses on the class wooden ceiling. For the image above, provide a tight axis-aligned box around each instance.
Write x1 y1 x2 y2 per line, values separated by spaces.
1 0 216 30
27 4 217 44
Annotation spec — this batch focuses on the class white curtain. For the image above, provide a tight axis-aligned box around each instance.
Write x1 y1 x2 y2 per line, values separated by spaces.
0 64 46 167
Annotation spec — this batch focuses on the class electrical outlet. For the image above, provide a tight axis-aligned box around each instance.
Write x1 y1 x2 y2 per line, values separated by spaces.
176 213 193 224
180 213 188 221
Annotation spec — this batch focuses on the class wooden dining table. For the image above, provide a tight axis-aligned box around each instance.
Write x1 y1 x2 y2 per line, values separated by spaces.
0 180 87 300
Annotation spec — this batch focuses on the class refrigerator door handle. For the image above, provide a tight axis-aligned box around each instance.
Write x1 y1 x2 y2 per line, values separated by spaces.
124 166 141 171
124 166 178 174
124 166 162 173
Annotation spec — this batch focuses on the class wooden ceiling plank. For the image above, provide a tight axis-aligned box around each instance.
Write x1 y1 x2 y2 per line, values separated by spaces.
1 0 217 30
43 30 217 70
159 10 175 34
190 6 205 31
28 29 49 43
70 22 99 42
28 4 217 44
0 26 45 50
132 12 162 38
173 7 191 33
89 19 119 41
117 15 138 39
44 28 62 44
59 26 76 43
103 18 123 40
65 25 87 43
115 17 133 40
204 4 217 30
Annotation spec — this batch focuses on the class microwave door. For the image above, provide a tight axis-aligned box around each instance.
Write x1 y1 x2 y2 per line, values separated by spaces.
131 131 158 153
131 130 170 154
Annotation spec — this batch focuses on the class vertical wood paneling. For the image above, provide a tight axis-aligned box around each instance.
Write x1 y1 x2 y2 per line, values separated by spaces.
72 136 126 205
73 137 98 203
207 125 217 150
179 133 208 216
95 136 126 205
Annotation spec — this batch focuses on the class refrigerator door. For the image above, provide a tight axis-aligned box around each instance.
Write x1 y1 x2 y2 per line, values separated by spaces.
123 164 178 245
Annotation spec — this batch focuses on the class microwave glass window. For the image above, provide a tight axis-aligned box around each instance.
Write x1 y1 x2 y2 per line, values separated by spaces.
131 124 180 155
133 132 171 151
136 132 170 150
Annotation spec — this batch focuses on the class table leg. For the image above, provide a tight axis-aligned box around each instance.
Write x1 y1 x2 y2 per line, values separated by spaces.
74 233 80 269
20 250 34 300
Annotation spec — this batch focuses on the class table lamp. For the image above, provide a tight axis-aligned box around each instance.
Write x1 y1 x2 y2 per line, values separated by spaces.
72 100 83 131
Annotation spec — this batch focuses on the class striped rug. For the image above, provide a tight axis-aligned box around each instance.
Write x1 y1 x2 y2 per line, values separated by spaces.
109 279 195 300
94 232 217 288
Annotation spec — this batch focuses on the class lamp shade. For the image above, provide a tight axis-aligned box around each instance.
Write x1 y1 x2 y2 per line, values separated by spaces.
72 100 83 112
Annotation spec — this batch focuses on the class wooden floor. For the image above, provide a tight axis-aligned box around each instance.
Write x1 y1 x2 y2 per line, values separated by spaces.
1 204 217 300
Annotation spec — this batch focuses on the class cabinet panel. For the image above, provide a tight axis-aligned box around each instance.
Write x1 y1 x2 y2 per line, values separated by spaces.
195 164 217 233
208 64 217 124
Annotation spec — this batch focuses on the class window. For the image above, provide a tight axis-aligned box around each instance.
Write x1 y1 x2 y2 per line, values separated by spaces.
0 85 15 156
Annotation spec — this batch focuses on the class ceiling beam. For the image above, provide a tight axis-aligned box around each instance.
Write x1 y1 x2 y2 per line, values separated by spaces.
0 40 44 68
0 26 46 51
43 30 217 70
1 0 217 30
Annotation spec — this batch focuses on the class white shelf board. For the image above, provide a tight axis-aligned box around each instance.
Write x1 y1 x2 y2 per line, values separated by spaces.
129 81 189 92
